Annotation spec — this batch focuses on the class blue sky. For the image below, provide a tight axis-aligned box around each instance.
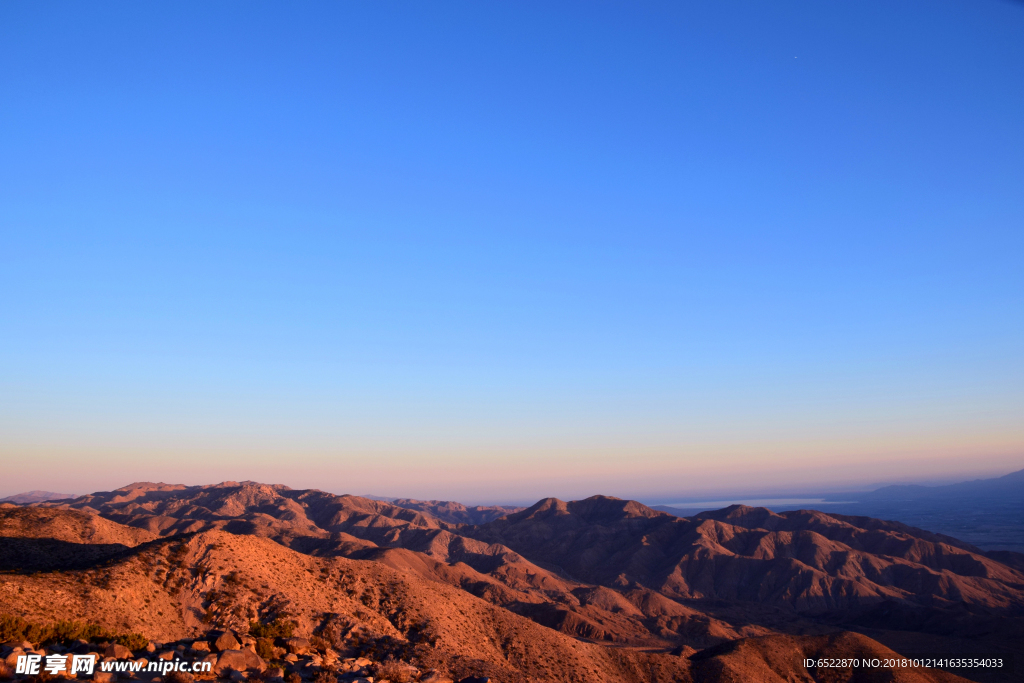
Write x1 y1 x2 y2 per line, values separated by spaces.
1 1 1022 502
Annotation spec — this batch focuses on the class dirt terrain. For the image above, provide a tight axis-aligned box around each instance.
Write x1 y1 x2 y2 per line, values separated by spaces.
0 481 1020 682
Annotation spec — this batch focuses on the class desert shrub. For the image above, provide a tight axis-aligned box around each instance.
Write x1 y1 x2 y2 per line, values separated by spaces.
0 614 147 649
309 635 329 652
114 632 150 652
0 614 30 642
311 667 336 683
255 637 275 660
248 618 294 639
374 659 413 683
48 620 109 643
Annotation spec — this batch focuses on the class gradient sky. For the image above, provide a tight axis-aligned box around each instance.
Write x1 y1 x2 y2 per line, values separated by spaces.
1 1 1022 504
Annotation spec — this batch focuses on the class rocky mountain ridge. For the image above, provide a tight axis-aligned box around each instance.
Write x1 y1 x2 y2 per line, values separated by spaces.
1 481 1019 682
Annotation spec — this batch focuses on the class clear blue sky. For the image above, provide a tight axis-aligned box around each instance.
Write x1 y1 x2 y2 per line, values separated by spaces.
1 1 1022 502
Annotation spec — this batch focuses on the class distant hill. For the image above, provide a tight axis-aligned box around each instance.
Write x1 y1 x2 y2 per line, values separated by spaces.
390 498 524 525
0 490 75 504
852 467 1024 501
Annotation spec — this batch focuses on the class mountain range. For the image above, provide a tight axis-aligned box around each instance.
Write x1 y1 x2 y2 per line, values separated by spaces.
1 481 1021 682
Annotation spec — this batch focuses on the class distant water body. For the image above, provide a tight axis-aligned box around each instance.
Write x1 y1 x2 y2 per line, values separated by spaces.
660 498 856 509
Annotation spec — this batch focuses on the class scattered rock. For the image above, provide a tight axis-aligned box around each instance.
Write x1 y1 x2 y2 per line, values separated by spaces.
214 631 241 652
157 651 176 661
283 654 298 663
281 638 309 655
104 644 133 659
191 641 210 652
95 673 117 683
146 642 157 653
214 649 266 675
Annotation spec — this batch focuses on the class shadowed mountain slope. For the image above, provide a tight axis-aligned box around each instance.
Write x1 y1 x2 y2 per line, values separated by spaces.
11 482 1019 681
390 498 524 525
469 496 1024 611
0 518 973 683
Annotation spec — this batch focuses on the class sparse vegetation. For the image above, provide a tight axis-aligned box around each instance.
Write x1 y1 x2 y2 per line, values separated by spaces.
248 617 294 639
374 658 413 683
0 614 146 649
162 671 193 683
311 666 336 683
255 637 275 660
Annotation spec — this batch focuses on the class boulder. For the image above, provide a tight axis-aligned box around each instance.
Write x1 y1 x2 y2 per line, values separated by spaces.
4 653 21 667
104 644 133 659
281 638 309 655
264 666 284 679
191 641 210 652
214 649 266 675
157 651 176 661
214 631 241 652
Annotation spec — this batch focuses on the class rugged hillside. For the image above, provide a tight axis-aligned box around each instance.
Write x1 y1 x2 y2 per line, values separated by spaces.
0 524 691 682
0 517 970 683
16 481 1022 681
391 499 524 526
39 483 755 649
0 505 156 546
0 505 157 572
469 496 1024 610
